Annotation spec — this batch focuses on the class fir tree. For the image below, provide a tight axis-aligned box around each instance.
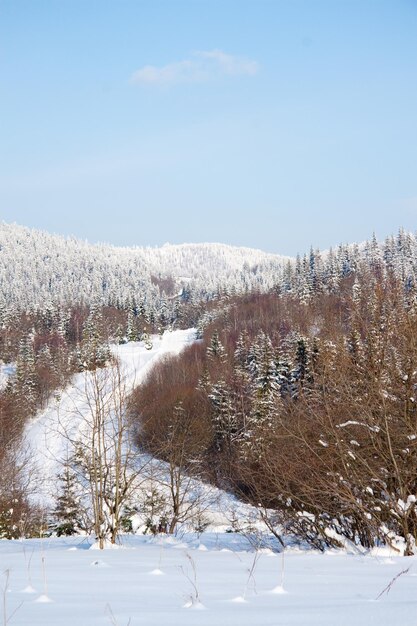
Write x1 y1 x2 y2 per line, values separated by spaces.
208 379 236 452
51 461 83 536
207 330 227 362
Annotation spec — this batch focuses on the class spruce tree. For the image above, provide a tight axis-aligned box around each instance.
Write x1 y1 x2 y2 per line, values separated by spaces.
52 461 82 536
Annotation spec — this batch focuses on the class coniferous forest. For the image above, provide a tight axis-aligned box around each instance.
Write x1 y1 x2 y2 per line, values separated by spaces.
2 223 417 553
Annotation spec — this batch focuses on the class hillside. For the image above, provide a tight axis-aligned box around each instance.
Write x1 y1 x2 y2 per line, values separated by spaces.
0 222 288 310
131 234 417 555
2 223 417 319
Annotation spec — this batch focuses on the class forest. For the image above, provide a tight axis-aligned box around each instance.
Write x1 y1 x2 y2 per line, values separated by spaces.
1 225 417 553
131 230 417 554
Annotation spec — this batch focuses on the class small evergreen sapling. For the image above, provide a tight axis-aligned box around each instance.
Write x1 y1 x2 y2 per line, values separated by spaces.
51 461 83 536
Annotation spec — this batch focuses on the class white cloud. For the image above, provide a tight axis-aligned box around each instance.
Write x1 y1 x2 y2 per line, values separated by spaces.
196 49 259 76
130 49 259 86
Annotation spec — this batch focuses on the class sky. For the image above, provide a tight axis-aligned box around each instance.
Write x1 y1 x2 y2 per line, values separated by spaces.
0 0 416 256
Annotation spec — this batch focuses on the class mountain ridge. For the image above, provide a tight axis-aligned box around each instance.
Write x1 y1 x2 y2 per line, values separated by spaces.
0 222 288 310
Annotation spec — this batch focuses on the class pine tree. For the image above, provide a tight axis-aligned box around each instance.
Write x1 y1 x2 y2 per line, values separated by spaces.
276 354 293 398
139 487 168 535
326 247 340 294
81 305 111 369
290 335 312 397
208 379 236 452
234 330 249 369
15 332 37 415
250 332 280 429
126 311 137 342
207 330 227 362
52 460 83 536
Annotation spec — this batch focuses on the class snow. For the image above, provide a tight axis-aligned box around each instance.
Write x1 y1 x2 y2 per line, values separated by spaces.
0 222 290 309
336 420 380 433
0 361 15 391
23 329 197 508
0 535 416 625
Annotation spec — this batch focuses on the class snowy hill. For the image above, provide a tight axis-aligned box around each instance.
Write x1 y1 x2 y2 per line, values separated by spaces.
0 222 288 310
3 222 417 317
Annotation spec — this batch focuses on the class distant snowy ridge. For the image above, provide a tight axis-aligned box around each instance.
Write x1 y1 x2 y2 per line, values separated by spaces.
0 222 289 310
3 222 416 314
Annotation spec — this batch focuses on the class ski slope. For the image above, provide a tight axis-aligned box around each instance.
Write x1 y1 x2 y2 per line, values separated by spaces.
24 329 197 508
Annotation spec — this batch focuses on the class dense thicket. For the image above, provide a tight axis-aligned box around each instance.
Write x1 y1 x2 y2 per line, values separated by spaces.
131 237 417 554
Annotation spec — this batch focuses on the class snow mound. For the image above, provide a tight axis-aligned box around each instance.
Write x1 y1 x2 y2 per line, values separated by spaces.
35 594 53 603
231 595 247 603
149 568 165 576
269 585 288 595
183 600 206 610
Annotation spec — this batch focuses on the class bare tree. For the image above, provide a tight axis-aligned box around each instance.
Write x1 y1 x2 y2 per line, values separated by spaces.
61 359 146 548
139 397 215 534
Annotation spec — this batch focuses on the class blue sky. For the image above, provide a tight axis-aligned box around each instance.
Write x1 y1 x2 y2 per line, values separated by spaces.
0 0 416 255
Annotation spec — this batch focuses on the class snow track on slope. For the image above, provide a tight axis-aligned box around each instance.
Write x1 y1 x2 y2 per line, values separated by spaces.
24 329 197 508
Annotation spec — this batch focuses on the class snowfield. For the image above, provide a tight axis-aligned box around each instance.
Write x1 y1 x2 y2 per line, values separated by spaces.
1 535 416 626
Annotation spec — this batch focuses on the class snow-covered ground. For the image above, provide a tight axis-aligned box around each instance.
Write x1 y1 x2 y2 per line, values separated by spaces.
0 535 416 626
0 360 15 391
23 329 197 507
